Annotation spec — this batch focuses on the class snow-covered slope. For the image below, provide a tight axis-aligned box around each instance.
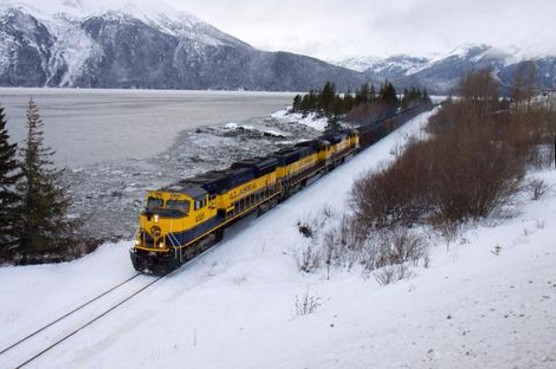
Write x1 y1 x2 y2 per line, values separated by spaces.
0 110 554 368
332 55 384 73
334 54 430 76
334 44 556 94
0 0 367 90
333 45 518 76
0 0 248 48
0 0 250 87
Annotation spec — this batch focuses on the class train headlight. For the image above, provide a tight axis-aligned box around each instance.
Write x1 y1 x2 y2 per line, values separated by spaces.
154 214 160 223
150 226 161 238
134 239 140 246
158 242 164 248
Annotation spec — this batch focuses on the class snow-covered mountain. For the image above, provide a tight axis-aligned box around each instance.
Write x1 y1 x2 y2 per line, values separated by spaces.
3 0 554 94
334 45 556 94
334 54 430 76
0 0 366 90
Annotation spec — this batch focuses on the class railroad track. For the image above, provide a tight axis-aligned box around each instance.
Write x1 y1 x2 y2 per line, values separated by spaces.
0 271 172 368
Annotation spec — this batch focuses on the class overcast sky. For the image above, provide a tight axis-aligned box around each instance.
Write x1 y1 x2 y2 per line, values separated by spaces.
166 0 556 60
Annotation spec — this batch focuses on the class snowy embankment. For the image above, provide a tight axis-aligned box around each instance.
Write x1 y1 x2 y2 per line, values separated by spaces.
1 110 555 368
270 109 330 131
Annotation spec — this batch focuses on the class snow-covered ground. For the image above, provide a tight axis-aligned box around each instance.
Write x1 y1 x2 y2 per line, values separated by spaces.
270 109 330 131
1 110 555 368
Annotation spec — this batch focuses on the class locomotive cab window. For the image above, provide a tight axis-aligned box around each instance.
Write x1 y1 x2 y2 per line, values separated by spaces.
147 197 164 209
194 198 207 210
166 200 190 214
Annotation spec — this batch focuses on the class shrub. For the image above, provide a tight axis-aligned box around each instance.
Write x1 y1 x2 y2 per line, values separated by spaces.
351 138 433 228
361 227 429 271
351 84 526 230
373 265 413 286
527 178 552 200
296 242 321 273
295 288 322 316
296 221 314 238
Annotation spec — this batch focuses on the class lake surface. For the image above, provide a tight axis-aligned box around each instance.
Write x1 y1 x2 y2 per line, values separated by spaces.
0 88 295 167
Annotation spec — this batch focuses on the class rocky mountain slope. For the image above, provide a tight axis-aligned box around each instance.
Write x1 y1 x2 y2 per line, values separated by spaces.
0 1 366 91
3 0 555 94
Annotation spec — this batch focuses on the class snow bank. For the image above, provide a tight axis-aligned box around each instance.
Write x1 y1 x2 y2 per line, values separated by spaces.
270 108 330 131
223 122 288 137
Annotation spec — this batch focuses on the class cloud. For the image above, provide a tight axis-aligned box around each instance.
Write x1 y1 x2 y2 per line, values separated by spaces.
167 0 556 59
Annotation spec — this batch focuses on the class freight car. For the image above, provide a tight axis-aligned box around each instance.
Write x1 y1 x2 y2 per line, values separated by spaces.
357 105 425 148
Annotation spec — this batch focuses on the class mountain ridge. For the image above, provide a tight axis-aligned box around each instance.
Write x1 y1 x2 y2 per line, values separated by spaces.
1 0 555 94
332 45 556 94
0 2 367 91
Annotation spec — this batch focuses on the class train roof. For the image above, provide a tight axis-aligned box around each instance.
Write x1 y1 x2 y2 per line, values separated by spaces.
161 183 207 200
273 147 301 166
231 156 278 176
181 167 257 195
184 171 230 195
152 128 358 199
320 132 347 144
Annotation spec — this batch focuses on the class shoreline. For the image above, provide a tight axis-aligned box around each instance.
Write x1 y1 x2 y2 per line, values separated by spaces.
68 109 319 241
0 89 295 167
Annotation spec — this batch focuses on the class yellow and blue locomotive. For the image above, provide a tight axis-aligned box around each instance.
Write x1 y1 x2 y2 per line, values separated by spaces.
130 130 359 274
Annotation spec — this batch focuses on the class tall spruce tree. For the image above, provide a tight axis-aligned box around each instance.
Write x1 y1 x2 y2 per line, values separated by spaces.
0 105 23 259
18 99 78 263
318 81 336 115
381 81 399 108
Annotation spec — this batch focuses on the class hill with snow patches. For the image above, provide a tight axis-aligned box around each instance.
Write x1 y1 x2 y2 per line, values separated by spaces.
0 110 554 368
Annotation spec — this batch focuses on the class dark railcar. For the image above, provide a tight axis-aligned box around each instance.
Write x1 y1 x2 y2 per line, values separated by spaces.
185 171 230 195
231 157 278 177
273 148 302 166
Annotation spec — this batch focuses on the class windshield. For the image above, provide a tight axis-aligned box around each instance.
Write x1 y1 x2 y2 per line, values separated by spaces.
166 200 190 215
147 197 163 209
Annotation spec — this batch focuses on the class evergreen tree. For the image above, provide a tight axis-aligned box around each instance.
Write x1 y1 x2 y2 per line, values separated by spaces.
292 94 302 112
18 99 78 263
369 84 376 102
331 95 345 119
0 105 23 259
300 94 311 114
369 83 376 102
401 88 410 108
319 81 336 115
291 80 431 125
356 83 369 104
422 88 431 104
381 80 399 108
343 90 354 112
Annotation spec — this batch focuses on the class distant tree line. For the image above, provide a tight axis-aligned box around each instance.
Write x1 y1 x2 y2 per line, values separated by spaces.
291 80 431 128
0 100 80 265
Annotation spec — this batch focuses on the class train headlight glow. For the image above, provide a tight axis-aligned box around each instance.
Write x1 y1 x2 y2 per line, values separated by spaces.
134 239 140 246
158 242 164 248
154 214 160 223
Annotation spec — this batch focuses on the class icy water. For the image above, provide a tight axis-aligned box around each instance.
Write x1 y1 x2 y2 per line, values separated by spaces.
0 88 295 167
0 87 318 240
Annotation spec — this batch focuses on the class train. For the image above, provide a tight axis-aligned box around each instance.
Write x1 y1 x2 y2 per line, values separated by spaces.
130 105 428 274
